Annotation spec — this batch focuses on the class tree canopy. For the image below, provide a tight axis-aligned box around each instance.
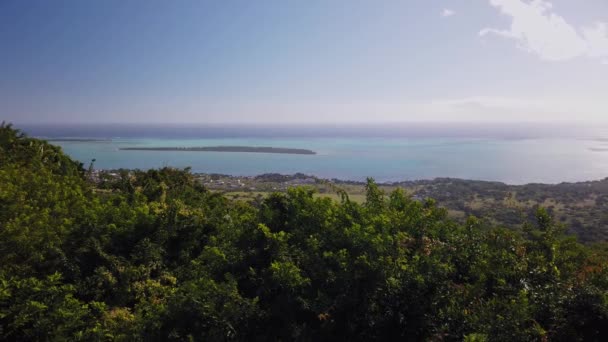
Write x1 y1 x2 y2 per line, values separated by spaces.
1 123 607 341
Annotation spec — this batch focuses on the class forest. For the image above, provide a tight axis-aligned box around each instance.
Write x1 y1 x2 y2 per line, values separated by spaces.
1 123 607 341
196 173 608 243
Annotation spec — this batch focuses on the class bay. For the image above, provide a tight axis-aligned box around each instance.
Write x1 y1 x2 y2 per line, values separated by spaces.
22 123 608 184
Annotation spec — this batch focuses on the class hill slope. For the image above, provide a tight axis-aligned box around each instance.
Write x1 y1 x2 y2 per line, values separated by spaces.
1 123 607 341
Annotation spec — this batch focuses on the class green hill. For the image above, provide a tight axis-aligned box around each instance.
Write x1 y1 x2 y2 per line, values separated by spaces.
1 123 607 341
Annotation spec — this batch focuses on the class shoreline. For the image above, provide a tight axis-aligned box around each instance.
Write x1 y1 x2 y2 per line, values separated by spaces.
93 169 608 187
89 169 608 243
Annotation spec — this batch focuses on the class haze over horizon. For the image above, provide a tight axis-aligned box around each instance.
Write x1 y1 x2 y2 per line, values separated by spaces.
2 0 608 124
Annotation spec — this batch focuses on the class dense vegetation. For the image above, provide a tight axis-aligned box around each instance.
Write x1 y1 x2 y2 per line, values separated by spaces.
1 123 607 341
396 178 608 243
199 173 608 243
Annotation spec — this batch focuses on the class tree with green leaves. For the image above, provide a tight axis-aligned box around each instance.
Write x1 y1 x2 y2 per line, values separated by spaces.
1 123 607 341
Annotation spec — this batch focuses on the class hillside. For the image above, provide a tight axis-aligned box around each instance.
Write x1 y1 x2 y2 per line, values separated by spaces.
194 173 608 243
1 123 608 341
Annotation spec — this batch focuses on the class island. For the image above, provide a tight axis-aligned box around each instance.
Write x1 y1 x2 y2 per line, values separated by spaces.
45 138 112 142
119 146 316 155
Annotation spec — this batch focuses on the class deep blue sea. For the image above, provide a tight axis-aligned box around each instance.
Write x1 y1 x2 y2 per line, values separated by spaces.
20 123 608 184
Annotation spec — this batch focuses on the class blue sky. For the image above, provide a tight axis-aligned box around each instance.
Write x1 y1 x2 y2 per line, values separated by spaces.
1 0 607 124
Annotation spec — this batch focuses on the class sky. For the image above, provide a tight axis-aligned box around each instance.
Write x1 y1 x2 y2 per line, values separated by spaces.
1 0 608 124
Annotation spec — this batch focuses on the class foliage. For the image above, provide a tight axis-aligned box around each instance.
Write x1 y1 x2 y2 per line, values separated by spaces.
1 123 607 341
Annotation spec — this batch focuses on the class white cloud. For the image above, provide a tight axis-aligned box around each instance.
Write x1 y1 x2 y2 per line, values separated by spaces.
421 95 608 122
441 8 455 18
480 0 608 62
432 96 544 109
582 22 608 58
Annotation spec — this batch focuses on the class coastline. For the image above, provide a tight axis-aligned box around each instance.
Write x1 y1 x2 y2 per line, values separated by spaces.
90 169 608 243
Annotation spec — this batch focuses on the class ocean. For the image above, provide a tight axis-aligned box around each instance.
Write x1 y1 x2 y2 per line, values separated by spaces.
19 123 608 185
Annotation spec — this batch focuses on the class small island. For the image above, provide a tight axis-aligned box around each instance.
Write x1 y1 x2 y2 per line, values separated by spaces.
120 146 316 155
45 138 112 142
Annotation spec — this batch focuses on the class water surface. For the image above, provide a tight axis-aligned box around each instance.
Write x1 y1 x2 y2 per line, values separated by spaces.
21 123 608 184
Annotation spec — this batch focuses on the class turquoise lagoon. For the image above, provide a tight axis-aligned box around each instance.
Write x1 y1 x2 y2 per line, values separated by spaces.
49 136 608 185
